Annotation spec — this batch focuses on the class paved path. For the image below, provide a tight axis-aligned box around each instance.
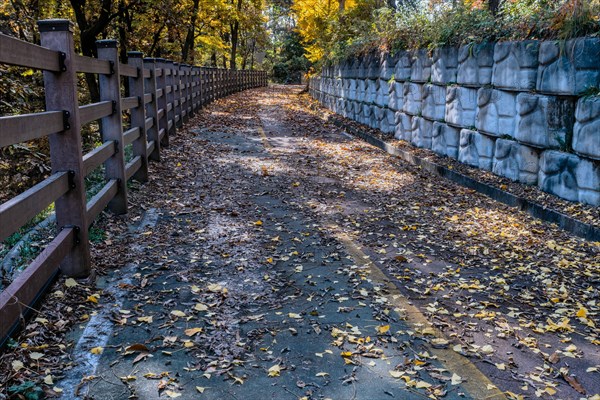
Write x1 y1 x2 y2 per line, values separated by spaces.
54 86 598 400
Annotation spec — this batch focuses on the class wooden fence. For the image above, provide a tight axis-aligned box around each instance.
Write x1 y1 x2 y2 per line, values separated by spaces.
0 19 267 344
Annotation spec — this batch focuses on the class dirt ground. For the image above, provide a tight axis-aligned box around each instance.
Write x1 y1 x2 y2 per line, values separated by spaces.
1 85 598 400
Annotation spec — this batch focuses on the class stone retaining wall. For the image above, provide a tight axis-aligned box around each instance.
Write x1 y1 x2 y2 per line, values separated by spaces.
309 38 600 206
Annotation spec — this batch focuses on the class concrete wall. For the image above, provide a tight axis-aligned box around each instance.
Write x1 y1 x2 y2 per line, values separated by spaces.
309 39 600 206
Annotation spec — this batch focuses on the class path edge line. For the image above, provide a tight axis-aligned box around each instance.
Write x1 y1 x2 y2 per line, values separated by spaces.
332 119 600 242
329 225 507 400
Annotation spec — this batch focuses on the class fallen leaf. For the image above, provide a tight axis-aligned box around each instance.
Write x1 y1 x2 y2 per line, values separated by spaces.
165 390 182 398
170 310 186 318
196 386 207 393
451 373 462 385
316 372 329 377
267 364 281 377
90 347 103 355
125 343 149 353
288 313 302 319
12 360 24 371
185 327 203 337
65 278 78 288
30 352 44 360
376 325 390 334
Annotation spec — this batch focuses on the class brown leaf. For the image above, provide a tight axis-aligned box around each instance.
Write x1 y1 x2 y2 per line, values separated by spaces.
562 373 586 394
125 343 150 353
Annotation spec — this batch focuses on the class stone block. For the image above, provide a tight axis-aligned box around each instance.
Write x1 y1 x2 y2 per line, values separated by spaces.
537 38 600 95
356 79 367 101
539 150 600 206
349 58 360 78
515 93 575 149
394 112 412 142
366 79 378 104
457 43 494 86
492 139 540 185
410 49 432 83
411 116 433 149
422 84 446 121
458 129 495 170
476 88 517 137
380 108 396 134
394 51 412 82
347 79 357 101
445 86 478 128
388 82 404 111
431 47 458 84
573 96 600 160
492 40 539 91
402 82 422 116
357 59 367 79
375 79 390 107
381 53 397 80
432 122 460 159
367 54 381 80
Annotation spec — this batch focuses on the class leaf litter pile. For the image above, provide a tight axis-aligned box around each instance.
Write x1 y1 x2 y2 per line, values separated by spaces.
0 85 598 400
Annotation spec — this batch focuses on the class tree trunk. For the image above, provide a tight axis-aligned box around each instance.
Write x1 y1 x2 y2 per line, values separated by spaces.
488 0 501 15
182 0 200 63
229 0 243 70
70 0 115 102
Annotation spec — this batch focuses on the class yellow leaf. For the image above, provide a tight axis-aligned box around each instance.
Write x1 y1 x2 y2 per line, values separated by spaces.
90 347 104 355
495 363 506 370
267 364 281 377
288 313 302 319
316 372 329 377
138 316 153 323
341 351 352 357
196 386 207 393
194 303 208 312
170 310 186 318
545 387 557 396
44 375 54 385
421 327 435 336
207 284 223 292
165 390 182 398
86 295 99 304
576 307 588 318
65 278 78 288
254 220 263 226
376 325 390 334
185 327 203 337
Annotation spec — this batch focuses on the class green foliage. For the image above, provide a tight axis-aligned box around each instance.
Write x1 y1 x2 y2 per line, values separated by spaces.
8 381 43 400
272 30 311 83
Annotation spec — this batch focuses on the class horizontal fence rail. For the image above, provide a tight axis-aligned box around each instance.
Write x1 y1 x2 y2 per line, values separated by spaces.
0 19 267 345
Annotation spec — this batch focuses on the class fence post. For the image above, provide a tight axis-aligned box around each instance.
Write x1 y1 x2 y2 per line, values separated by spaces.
173 62 182 128
126 51 149 183
96 40 128 214
155 58 168 148
144 58 161 161
165 60 176 137
37 19 90 277
193 66 200 112
183 64 192 120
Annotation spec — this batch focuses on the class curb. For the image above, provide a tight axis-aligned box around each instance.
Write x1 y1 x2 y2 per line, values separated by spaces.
333 120 600 242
